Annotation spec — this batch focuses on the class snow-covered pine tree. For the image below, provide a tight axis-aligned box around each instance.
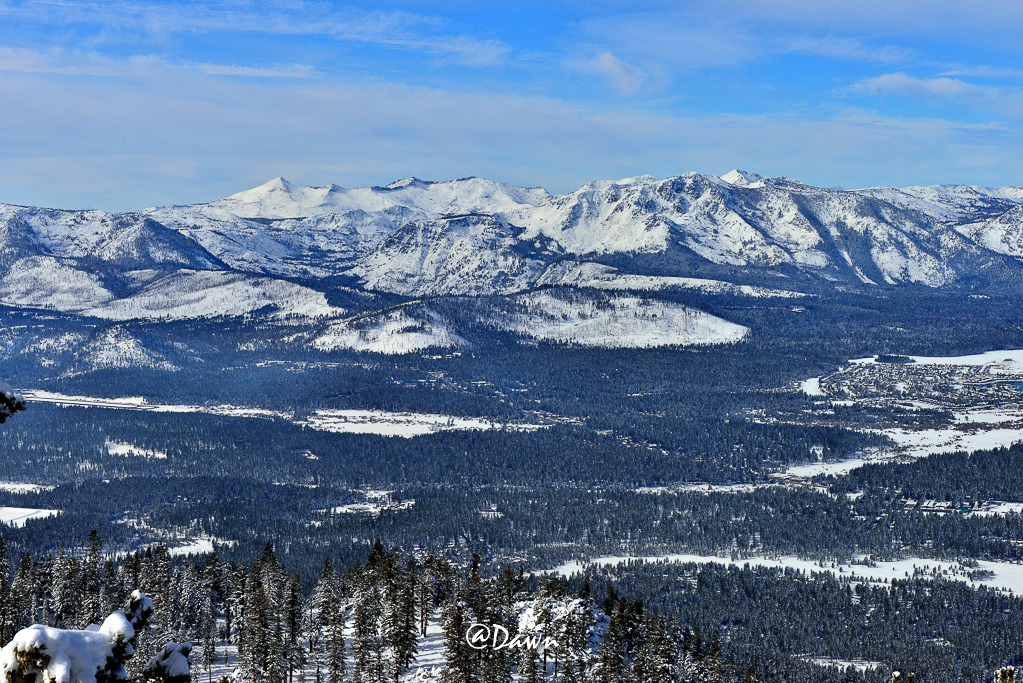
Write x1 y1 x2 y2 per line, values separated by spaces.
3 555 33 648
1 591 157 683
439 594 472 683
82 531 104 629
385 558 418 682
238 561 271 683
597 588 627 683
486 583 514 683
199 593 218 683
283 575 306 683
305 560 331 683
50 549 80 630
256 545 287 683
0 381 25 423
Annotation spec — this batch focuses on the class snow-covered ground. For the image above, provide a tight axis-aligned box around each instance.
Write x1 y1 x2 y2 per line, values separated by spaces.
105 440 168 459
550 553 1023 595
0 506 60 527
784 407 1023 478
0 482 54 493
796 657 882 673
788 350 1023 477
906 349 1023 371
312 308 466 354
167 536 235 557
84 270 343 322
22 391 545 438
971 502 1023 516
493 290 748 348
324 499 415 516
536 262 807 298
301 409 546 438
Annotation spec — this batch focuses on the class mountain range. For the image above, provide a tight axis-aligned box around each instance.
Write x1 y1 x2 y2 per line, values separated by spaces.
2 170 1022 356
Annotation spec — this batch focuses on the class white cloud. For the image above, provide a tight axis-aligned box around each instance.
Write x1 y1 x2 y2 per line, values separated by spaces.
787 36 912 64
0 56 1021 211
848 72 1023 117
939 65 1023 79
187 63 314 78
573 52 646 96
721 0 1023 42
0 1 510 67
0 46 314 79
852 73 981 98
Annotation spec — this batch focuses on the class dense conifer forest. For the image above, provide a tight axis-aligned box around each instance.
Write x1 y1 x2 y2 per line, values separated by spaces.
3 289 1023 681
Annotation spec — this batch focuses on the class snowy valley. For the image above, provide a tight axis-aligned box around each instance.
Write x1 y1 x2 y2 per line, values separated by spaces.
4 172 1023 682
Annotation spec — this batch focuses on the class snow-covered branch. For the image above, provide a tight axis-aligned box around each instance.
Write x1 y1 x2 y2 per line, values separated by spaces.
0 380 25 424
0 591 173 683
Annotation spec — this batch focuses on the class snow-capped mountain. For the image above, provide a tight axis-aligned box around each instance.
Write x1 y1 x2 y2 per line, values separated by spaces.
136 170 1023 291
4 170 1023 354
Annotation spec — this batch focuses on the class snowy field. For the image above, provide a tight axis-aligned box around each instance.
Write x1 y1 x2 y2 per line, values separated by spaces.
0 506 59 527
0 482 53 493
493 291 749 348
21 390 544 438
550 553 1023 595
301 409 546 438
788 350 1023 477
105 440 168 459
796 657 882 673
167 536 235 557
851 350 1023 371
537 262 807 298
784 407 1023 478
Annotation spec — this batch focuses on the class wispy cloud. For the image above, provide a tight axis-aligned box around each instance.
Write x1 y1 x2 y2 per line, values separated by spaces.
1 55 1021 211
787 36 912 64
0 1 510 67
848 72 1023 118
187 63 314 78
851 73 982 98
939 65 1023 79
0 46 314 79
572 52 646 96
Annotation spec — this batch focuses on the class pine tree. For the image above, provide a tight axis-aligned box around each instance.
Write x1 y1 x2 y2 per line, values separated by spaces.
239 561 271 683
284 574 306 683
200 593 218 683
351 569 380 683
440 595 472 683
81 530 104 628
50 549 80 629
386 559 418 682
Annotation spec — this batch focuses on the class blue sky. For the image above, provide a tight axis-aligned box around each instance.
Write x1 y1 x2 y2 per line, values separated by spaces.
2 0 1023 209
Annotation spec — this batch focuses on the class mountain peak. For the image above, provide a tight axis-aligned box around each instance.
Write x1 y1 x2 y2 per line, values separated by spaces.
719 170 764 186
260 176 296 193
385 177 428 190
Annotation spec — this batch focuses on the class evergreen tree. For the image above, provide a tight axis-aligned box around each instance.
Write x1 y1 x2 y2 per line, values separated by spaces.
81 530 104 628
440 595 472 683
200 592 218 683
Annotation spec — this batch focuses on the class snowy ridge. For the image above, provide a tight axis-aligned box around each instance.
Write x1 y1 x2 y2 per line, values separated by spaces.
74 327 179 372
536 261 807 297
0 256 114 311
139 172 1023 294
490 289 749 348
347 214 547 296
83 270 342 321
312 306 466 354
957 204 1023 259
5 171 1023 340
208 175 549 220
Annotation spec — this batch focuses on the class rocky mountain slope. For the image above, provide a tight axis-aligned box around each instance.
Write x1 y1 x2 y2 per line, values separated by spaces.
2 170 1022 355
